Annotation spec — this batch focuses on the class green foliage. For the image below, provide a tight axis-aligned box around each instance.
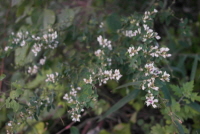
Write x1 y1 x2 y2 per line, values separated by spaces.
0 74 6 81
113 123 131 134
70 126 80 134
100 89 140 121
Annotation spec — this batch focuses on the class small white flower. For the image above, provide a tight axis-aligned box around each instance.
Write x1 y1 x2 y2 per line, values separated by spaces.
45 72 58 83
83 75 93 84
28 65 38 75
161 71 170 82
32 43 42 56
97 35 112 50
39 57 46 65
4 46 11 51
99 22 104 28
94 49 104 57
153 9 158 13
145 95 158 108
21 40 26 46
128 46 140 57
8 123 12 127
156 36 161 40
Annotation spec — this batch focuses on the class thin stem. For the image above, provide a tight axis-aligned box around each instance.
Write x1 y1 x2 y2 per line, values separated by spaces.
178 95 184 103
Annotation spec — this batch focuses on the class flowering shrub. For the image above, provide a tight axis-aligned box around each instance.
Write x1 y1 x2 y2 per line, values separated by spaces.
0 0 200 133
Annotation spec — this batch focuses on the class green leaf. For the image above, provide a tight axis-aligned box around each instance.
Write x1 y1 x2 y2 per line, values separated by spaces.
187 101 200 112
0 74 6 81
34 122 45 134
10 89 23 99
170 84 181 97
113 123 131 134
190 55 198 81
6 98 11 108
115 81 142 90
10 100 20 112
15 45 33 66
182 81 194 92
99 129 110 134
11 0 22 7
150 124 166 134
43 9 55 29
70 126 80 134
182 81 194 98
58 7 78 28
174 120 185 134
106 13 121 32
160 84 172 106
99 89 140 121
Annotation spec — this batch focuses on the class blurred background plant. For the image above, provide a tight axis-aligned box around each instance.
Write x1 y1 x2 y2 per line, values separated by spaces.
0 0 200 134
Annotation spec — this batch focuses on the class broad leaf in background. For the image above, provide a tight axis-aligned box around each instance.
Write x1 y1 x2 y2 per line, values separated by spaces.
43 9 55 29
115 81 141 90
100 89 140 121
190 55 198 81
0 74 6 81
174 120 185 134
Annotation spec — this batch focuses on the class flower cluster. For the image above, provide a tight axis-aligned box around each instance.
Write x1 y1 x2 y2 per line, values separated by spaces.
142 24 161 42
144 62 162 76
94 49 104 57
99 22 104 28
9 29 59 57
63 86 84 122
128 46 142 57
149 46 171 58
83 75 93 84
97 35 112 50
28 65 38 75
4 46 13 51
122 28 141 37
124 9 172 108
45 72 59 83
142 77 159 91
107 58 112 66
98 69 122 86
32 43 42 56
63 86 81 103
11 31 29 46
145 93 158 108
39 57 46 65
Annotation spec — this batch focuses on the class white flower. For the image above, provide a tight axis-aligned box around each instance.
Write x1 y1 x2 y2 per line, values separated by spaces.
39 57 46 65
71 114 81 122
94 49 104 57
46 72 58 83
77 87 81 90
99 22 104 28
97 35 112 50
83 75 93 84
107 58 112 66
8 123 12 126
4 46 12 51
28 65 38 75
21 40 26 46
145 95 158 108
113 69 122 80
153 9 158 13
161 71 170 82
156 35 161 40
128 46 141 57
32 43 42 56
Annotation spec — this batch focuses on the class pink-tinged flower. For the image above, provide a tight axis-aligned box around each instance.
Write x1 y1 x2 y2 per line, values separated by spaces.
145 95 158 108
